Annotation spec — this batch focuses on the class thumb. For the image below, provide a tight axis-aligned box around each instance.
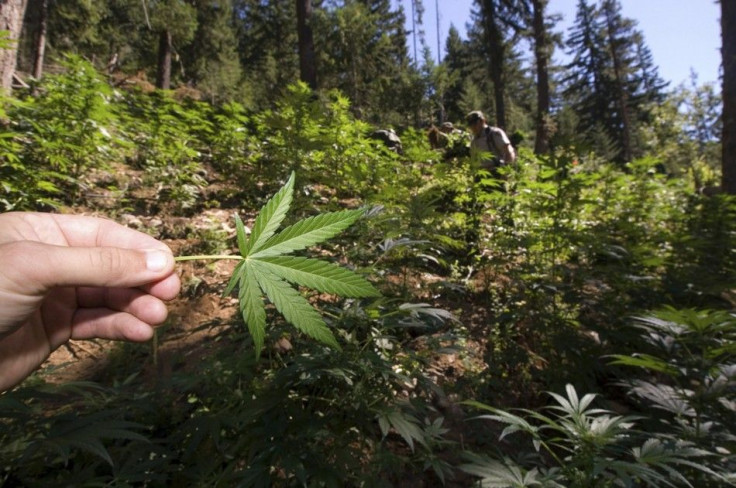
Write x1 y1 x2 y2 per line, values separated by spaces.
6 241 175 294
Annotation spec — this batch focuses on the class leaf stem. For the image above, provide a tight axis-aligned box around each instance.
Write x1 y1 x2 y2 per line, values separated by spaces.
175 255 244 262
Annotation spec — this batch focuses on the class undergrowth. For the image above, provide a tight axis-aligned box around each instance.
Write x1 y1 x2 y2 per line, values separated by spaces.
1 65 735 486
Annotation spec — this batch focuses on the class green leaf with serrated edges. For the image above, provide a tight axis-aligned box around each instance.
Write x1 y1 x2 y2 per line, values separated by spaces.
234 213 248 257
223 260 245 297
251 265 339 349
239 260 267 357
251 256 379 297
245 171 295 255
220 172 379 355
249 209 365 258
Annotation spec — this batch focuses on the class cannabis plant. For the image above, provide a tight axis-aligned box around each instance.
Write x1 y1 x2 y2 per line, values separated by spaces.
461 384 717 487
0 97 60 211
121 90 210 212
15 55 116 203
610 308 736 485
177 172 380 356
0 380 153 485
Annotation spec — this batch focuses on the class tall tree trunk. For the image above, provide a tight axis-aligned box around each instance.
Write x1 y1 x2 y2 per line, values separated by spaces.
156 29 172 90
603 0 633 162
296 0 317 90
532 0 551 154
0 0 28 93
481 0 507 129
410 0 417 62
723 0 736 194
31 0 46 79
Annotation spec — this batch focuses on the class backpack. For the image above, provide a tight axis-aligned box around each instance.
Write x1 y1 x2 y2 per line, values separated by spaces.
484 126 509 165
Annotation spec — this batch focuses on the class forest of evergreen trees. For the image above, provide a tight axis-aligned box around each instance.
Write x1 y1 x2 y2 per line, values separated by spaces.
1 0 724 175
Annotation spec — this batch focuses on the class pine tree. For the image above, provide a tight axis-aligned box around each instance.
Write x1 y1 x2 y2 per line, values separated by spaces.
408 0 425 64
148 0 197 89
95 0 148 75
463 5 497 118
233 0 299 107
563 0 665 162
318 1 372 110
562 0 611 151
631 33 667 106
723 0 736 193
601 0 635 161
441 24 472 123
531 0 554 153
184 0 242 102
41 0 109 63
474 0 530 130
314 0 416 123
361 0 417 122
296 0 317 90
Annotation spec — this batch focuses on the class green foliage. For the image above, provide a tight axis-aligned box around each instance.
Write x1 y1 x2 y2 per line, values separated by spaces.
207 101 250 174
664 194 736 304
562 0 668 161
641 79 721 178
0 97 60 211
185 0 242 103
0 30 13 51
1 299 458 486
1 51 734 486
149 0 198 44
12 55 115 204
121 90 211 212
0 380 153 485
610 308 736 484
315 0 419 123
193 172 380 357
462 384 720 487
247 82 413 200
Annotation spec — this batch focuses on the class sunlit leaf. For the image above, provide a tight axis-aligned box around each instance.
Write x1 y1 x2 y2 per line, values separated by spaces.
245 171 295 254
249 209 366 258
239 261 267 357
234 213 249 256
251 256 379 297
219 172 378 355
251 265 339 350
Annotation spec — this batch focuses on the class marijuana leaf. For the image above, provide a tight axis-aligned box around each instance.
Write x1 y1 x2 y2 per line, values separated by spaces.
217 172 379 357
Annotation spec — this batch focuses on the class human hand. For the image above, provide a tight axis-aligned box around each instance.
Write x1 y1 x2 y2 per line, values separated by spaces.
0 212 181 391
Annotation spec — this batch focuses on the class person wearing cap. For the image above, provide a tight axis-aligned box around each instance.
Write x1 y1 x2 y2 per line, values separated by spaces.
440 122 463 136
466 110 516 173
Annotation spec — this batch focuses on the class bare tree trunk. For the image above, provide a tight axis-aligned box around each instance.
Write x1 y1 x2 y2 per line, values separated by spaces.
481 0 507 129
0 0 28 93
603 0 633 162
156 29 172 90
723 0 736 194
32 0 46 79
532 0 551 154
296 0 317 90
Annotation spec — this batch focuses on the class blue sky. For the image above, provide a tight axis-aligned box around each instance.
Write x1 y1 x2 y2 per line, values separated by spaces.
399 0 722 87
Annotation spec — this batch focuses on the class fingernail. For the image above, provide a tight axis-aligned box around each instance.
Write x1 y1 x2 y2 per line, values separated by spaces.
146 250 169 272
